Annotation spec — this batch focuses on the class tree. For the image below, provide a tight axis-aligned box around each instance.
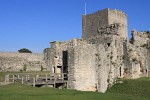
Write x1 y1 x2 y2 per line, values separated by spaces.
18 48 32 53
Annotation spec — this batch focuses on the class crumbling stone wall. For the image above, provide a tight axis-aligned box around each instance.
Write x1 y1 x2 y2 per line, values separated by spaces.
93 26 125 92
45 23 126 92
45 39 97 91
0 52 47 71
67 40 97 91
126 30 150 78
44 8 150 93
44 48 51 71
46 40 75 74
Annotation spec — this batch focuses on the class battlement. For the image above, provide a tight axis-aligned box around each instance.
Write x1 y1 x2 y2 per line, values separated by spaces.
86 8 127 17
132 30 150 38
108 8 127 17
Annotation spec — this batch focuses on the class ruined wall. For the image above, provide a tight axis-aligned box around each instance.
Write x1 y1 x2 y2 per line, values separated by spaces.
44 8 150 93
47 39 76 74
0 52 47 71
95 44 110 92
94 34 125 92
67 40 97 91
46 24 126 92
45 21 127 93
47 39 97 91
126 30 150 78
43 48 51 71
87 23 121 44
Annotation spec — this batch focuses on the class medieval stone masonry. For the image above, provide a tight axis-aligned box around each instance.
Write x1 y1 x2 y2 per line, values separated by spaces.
0 52 48 71
44 8 150 92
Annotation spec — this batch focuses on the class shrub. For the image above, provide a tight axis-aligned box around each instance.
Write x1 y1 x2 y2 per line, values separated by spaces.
23 64 27 71
18 48 32 53
41 65 43 71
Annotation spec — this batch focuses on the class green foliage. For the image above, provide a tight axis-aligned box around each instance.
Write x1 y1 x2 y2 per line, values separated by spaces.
23 64 27 72
145 31 150 33
18 48 32 53
129 36 134 44
40 65 43 71
0 72 5 81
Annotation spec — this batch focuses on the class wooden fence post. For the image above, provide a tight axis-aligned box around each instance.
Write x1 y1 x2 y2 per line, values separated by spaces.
22 76 24 84
5 75 9 83
27 75 30 81
46 74 47 82
18 75 20 79
25 75 28 82
13 75 15 83
36 75 39 82
33 78 35 87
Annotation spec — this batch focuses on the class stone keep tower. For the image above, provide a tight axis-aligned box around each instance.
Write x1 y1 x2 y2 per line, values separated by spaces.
82 8 128 41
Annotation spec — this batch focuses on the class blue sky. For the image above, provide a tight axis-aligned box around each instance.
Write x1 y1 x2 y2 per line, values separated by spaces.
0 0 150 53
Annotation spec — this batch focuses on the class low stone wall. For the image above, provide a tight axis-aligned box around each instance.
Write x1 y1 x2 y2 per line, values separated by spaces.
0 52 48 71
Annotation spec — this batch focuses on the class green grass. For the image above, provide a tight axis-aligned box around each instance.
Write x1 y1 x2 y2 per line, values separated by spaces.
0 72 6 81
107 77 150 99
0 72 150 100
0 84 148 100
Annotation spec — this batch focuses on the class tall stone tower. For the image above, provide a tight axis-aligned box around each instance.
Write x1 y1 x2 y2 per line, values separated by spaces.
82 8 128 41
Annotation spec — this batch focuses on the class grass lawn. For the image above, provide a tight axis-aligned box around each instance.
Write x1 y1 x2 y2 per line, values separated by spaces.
0 84 148 100
107 77 150 98
0 72 150 100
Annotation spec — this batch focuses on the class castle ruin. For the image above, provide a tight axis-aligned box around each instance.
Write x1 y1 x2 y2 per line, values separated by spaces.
0 52 48 71
44 8 150 93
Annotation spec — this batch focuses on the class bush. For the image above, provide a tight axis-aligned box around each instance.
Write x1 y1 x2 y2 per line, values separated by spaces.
23 64 27 71
18 48 32 53
41 65 43 71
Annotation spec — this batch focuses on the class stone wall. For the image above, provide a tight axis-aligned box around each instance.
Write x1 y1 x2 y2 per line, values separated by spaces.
108 9 128 39
46 39 97 91
67 40 97 91
0 52 47 71
82 8 128 41
126 30 150 78
45 31 126 92
82 9 109 41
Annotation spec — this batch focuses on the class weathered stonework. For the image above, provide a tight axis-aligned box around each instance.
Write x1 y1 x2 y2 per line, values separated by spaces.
44 8 149 93
0 52 48 71
82 8 128 41
126 30 150 78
